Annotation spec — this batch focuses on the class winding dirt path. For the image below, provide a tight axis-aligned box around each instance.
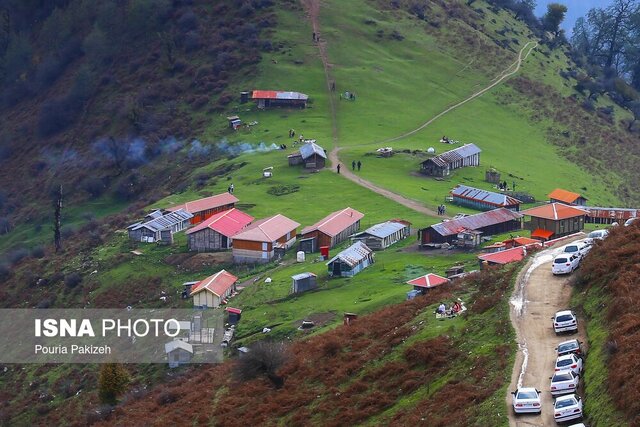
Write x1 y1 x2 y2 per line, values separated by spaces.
507 235 587 427
301 0 536 217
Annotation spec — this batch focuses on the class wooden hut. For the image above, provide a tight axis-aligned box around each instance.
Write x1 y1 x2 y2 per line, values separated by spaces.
232 214 300 263
548 188 588 206
351 220 410 250
251 90 308 109
420 143 481 177
326 241 374 278
407 273 449 293
165 340 193 368
299 207 364 253
450 184 521 211
226 307 242 325
521 203 588 240
167 192 238 225
291 272 318 293
190 270 238 308
186 208 254 252
127 209 193 243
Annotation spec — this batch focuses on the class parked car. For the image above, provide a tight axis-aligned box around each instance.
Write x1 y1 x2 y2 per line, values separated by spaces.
586 229 608 242
555 353 583 375
552 254 580 275
625 217 639 227
561 242 591 259
556 339 584 357
511 387 542 414
567 424 586 427
552 310 578 334
550 369 580 395
553 394 583 423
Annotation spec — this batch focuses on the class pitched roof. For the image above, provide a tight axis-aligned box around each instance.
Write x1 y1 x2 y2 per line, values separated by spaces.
478 246 526 265
548 188 585 204
429 208 523 237
421 143 481 168
326 241 373 267
451 184 521 207
509 237 540 246
190 270 238 297
127 209 193 232
301 207 364 237
166 193 239 214
233 214 300 242
353 220 408 239
407 273 449 288
299 142 327 160
225 307 242 314
521 203 588 220
252 90 309 100
164 340 193 354
185 208 254 237
531 228 554 239
291 272 317 281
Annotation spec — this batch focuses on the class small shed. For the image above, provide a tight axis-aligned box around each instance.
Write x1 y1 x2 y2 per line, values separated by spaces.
454 228 483 248
407 273 450 293
344 313 358 325
165 340 194 368
127 209 193 243
326 241 374 278
252 90 308 109
548 188 588 206
227 115 242 129
291 272 318 293
226 307 242 325
351 220 410 250
190 270 239 308
420 143 481 177
299 142 327 169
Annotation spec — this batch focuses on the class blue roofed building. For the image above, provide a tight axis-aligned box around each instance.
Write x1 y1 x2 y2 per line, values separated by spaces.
351 219 411 250
326 241 374 278
420 143 481 177
450 184 522 212
288 141 327 169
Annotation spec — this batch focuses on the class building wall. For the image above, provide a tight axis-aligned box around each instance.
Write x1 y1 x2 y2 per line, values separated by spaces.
193 291 221 308
168 348 192 368
128 227 158 242
452 196 520 212
421 153 480 177
419 219 521 246
420 161 448 177
288 155 303 166
190 203 235 224
291 277 318 293
525 216 584 237
304 154 326 169
187 228 230 252
355 226 409 250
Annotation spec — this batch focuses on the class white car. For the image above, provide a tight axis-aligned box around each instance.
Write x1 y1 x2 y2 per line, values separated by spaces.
511 387 542 414
550 369 580 395
625 217 639 227
561 242 591 259
555 353 583 375
552 310 578 334
586 229 608 242
567 423 587 427
554 394 583 423
556 339 584 357
552 254 580 275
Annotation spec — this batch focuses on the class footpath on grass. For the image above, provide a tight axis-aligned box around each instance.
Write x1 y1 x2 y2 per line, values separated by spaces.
301 0 536 218
507 234 587 426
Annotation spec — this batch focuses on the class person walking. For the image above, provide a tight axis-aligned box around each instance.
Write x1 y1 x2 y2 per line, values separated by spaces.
352 160 356 171
357 160 361 171
337 164 341 174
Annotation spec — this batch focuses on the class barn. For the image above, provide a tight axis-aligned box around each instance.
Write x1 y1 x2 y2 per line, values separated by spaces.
190 270 238 308
351 220 410 250
420 143 481 177
418 208 523 246
299 207 364 252
326 241 374 278
165 340 193 368
252 90 309 109
186 208 254 252
450 184 521 211
548 188 588 206
521 202 588 240
584 206 639 224
167 192 238 224
288 141 327 169
407 273 449 293
291 272 318 293
232 214 300 263
127 209 193 244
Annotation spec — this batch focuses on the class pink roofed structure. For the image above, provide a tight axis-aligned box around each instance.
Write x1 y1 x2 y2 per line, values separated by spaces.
299 207 364 251
167 192 238 224
407 273 450 290
186 208 254 252
190 270 238 308
232 214 300 263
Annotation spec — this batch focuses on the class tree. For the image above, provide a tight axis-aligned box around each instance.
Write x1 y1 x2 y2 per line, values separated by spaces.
543 3 568 37
627 99 640 130
98 363 130 405
234 341 288 388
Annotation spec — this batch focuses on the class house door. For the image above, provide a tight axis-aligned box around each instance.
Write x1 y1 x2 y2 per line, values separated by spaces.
221 235 228 248
332 261 342 275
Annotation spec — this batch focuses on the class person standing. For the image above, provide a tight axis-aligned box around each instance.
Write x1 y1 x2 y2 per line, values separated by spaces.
229 183 234 194
337 164 341 174
352 160 356 171
357 160 361 171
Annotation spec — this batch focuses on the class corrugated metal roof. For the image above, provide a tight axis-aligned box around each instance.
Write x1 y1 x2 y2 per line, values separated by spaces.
299 142 326 160
190 270 238 297
407 273 449 288
252 90 309 100
478 246 526 264
521 203 588 220
451 184 521 207
164 340 193 354
186 208 254 237
422 143 481 167
301 207 364 237
128 209 193 232
584 206 638 220
233 214 300 242
326 241 373 267
353 221 408 239
429 208 522 237
548 188 584 204
166 193 239 215
291 272 317 281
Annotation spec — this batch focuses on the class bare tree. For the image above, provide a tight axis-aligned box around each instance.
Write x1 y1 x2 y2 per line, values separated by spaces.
234 340 288 388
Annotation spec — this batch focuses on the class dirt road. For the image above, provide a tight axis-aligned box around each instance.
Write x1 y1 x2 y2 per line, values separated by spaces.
507 236 587 426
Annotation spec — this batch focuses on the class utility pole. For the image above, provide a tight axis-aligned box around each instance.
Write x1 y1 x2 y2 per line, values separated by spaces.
54 184 62 252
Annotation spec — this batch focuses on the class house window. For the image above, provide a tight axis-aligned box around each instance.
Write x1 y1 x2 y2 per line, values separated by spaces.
262 242 268 251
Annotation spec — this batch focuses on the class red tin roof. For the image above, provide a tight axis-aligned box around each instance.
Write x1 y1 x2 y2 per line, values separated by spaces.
521 203 588 221
190 270 238 297
233 214 300 242
407 273 449 288
186 208 254 237
167 192 238 215
301 207 364 237
478 246 526 265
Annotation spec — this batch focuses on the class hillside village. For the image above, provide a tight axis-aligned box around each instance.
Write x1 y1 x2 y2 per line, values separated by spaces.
1 0 640 426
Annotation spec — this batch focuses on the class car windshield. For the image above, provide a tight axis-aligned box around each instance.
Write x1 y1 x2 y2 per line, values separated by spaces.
588 231 604 238
564 246 578 252
557 359 572 367
557 314 574 322
555 398 576 409
558 342 578 352
552 373 573 382
554 258 568 264
517 391 538 399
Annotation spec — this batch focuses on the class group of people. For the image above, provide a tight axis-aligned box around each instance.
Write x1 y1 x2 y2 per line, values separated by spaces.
341 91 356 100
497 180 516 191
351 160 362 171
436 300 463 316
437 204 447 215
288 129 296 138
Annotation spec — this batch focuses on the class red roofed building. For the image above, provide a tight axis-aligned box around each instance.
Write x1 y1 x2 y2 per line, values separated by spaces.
478 246 527 267
190 270 238 308
186 208 254 252
167 192 239 224
299 207 364 252
252 90 308 109
407 273 450 292
521 202 588 240
548 188 588 206
232 214 300 263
